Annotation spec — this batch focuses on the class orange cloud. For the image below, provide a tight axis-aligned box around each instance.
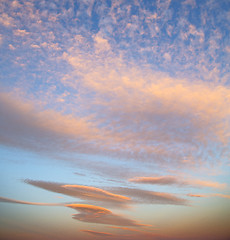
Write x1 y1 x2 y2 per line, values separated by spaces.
0 13 15 27
109 187 188 205
25 180 130 208
129 176 181 185
0 196 147 227
187 194 207 198
0 196 64 206
191 180 226 189
107 226 158 234
129 176 226 189
210 193 230 199
24 179 188 207
1 63 230 169
13 29 30 36
81 229 115 237
187 193 230 199
63 185 130 202
67 204 146 227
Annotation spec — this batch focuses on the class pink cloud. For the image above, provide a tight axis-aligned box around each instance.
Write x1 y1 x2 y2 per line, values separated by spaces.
129 176 181 185
81 229 115 237
191 180 226 189
109 187 188 206
187 193 230 199
129 176 226 189
24 180 130 208
0 196 147 227
67 204 147 227
186 194 207 198
63 184 130 202
0 196 64 206
0 13 15 27
24 179 188 207
210 193 230 199
1 61 230 169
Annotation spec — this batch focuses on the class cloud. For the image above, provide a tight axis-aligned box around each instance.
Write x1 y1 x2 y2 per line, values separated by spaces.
110 187 188 206
0 92 101 156
59 45 230 167
187 194 207 198
24 179 188 206
24 179 130 208
211 193 230 199
81 229 115 237
129 176 181 185
1 66 230 171
0 13 15 27
107 226 158 234
187 193 230 199
13 29 30 37
129 176 227 189
0 196 146 227
0 196 64 206
0 0 229 173
67 204 147 227
63 185 130 202
191 179 226 189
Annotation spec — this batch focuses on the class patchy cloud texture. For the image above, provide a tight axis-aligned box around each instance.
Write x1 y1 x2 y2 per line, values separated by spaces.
0 0 230 240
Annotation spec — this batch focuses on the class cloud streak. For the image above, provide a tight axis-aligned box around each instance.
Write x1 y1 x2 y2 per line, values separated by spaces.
24 179 130 208
24 179 188 206
0 196 65 206
187 193 230 199
81 229 115 237
110 187 188 206
129 176 227 189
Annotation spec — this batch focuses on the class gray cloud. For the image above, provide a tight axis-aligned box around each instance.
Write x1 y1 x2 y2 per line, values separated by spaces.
81 229 115 237
129 176 226 189
24 179 130 208
109 187 188 206
67 204 147 227
0 196 64 206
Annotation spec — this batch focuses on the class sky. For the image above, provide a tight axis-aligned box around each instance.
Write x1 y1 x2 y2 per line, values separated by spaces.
0 0 230 239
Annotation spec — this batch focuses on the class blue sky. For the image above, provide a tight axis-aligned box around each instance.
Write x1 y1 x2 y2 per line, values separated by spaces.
0 0 230 239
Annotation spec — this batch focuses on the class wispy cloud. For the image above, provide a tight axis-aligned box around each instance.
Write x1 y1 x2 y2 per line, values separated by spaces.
187 193 230 199
186 194 207 198
63 184 130 202
211 193 230 199
0 196 64 206
110 187 188 206
67 204 147 227
24 179 188 206
129 176 227 189
0 196 147 227
81 229 115 237
24 179 130 208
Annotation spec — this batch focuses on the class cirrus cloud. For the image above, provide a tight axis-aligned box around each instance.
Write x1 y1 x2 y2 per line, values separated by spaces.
129 176 227 189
